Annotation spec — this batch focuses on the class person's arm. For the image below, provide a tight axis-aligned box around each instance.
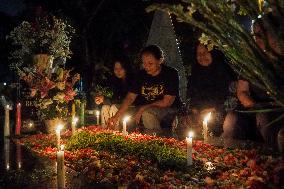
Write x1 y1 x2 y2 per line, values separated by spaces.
139 95 175 111
133 95 176 124
107 92 137 126
237 80 255 108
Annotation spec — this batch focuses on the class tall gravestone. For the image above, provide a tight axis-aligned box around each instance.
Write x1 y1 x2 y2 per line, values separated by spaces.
147 10 187 102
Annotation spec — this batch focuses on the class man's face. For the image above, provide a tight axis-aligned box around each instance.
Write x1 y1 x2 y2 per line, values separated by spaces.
142 53 162 76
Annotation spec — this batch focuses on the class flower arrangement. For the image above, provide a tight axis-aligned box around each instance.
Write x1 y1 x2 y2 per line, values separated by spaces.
7 15 75 67
19 65 80 120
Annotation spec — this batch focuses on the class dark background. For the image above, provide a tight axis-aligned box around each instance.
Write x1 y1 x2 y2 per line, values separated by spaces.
0 0 199 101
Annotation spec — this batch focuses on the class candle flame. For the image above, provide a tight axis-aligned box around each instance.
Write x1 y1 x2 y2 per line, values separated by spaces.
60 144 65 151
56 124 63 134
18 162 22 169
188 131 194 138
6 164 10 170
73 116 78 123
6 105 10 109
96 110 100 116
204 112 211 123
204 161 215 171
17 103 21 106
123 116 130 122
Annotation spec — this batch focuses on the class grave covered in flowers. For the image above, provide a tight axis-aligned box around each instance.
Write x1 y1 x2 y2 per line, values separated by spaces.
17 126 284 188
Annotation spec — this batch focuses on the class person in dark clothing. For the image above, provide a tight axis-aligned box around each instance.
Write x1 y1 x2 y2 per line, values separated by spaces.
108 45 181 133
187 43 236 136
235 15 284 148
95 57 134 126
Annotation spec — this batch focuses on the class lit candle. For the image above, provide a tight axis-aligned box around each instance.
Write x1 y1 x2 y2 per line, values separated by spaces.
71 117 78 135
4 138 10 170
4 105 11 137
96 110 100 125
186 131 194 166
15 103 21 135
80 101 85 126
203 112 211 143
57 145 65 189
55 124 64 150
122 116 130 136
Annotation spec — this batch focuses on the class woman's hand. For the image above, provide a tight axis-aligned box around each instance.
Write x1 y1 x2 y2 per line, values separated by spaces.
95 95 104 105
133 106 147 124
107 114 119 129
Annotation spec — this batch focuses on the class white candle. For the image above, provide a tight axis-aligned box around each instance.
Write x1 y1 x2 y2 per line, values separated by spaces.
71 117 78 135
122 116 130 136
186 131 194 166
55 124 63 150
203 112 211 143
96 110 100 125
4 105 10 137
57 145 65 189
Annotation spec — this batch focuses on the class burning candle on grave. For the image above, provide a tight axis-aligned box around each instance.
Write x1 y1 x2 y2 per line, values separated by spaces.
56 124 64 150
186 131 194 166
4 105 11 137
57 144 65 189
96 110 100 125
122 116 130 136
203 112 211 143
71 116 78 135
15 103 21 135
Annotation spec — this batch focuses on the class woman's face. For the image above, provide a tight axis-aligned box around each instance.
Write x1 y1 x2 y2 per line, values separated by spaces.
196 44 213 66
142 53 162 76
114 62 126 79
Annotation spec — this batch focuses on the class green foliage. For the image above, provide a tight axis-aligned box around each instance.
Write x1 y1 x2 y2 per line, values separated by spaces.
147 1 284 108
6 15 75 68
66 131 187 170
91 85 114 98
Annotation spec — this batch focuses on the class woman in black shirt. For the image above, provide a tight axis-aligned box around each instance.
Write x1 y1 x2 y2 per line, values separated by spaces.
187 43 236 136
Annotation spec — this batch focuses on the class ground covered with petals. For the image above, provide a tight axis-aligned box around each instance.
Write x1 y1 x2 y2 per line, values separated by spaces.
18 126 284 188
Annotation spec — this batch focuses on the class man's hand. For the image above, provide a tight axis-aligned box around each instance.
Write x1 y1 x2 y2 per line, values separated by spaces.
95 95 104 105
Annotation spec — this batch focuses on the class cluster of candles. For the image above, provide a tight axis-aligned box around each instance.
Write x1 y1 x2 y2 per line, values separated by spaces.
3 102 21 137
186 112 212 166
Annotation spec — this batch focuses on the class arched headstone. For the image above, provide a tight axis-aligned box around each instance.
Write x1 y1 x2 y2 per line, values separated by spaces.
147 10 187 102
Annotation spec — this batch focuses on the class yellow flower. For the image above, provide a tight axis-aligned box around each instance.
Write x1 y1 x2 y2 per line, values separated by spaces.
57 81 66 90
53 93 65 102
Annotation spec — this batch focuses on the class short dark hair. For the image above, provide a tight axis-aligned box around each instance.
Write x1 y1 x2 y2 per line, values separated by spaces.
140 45 164 60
